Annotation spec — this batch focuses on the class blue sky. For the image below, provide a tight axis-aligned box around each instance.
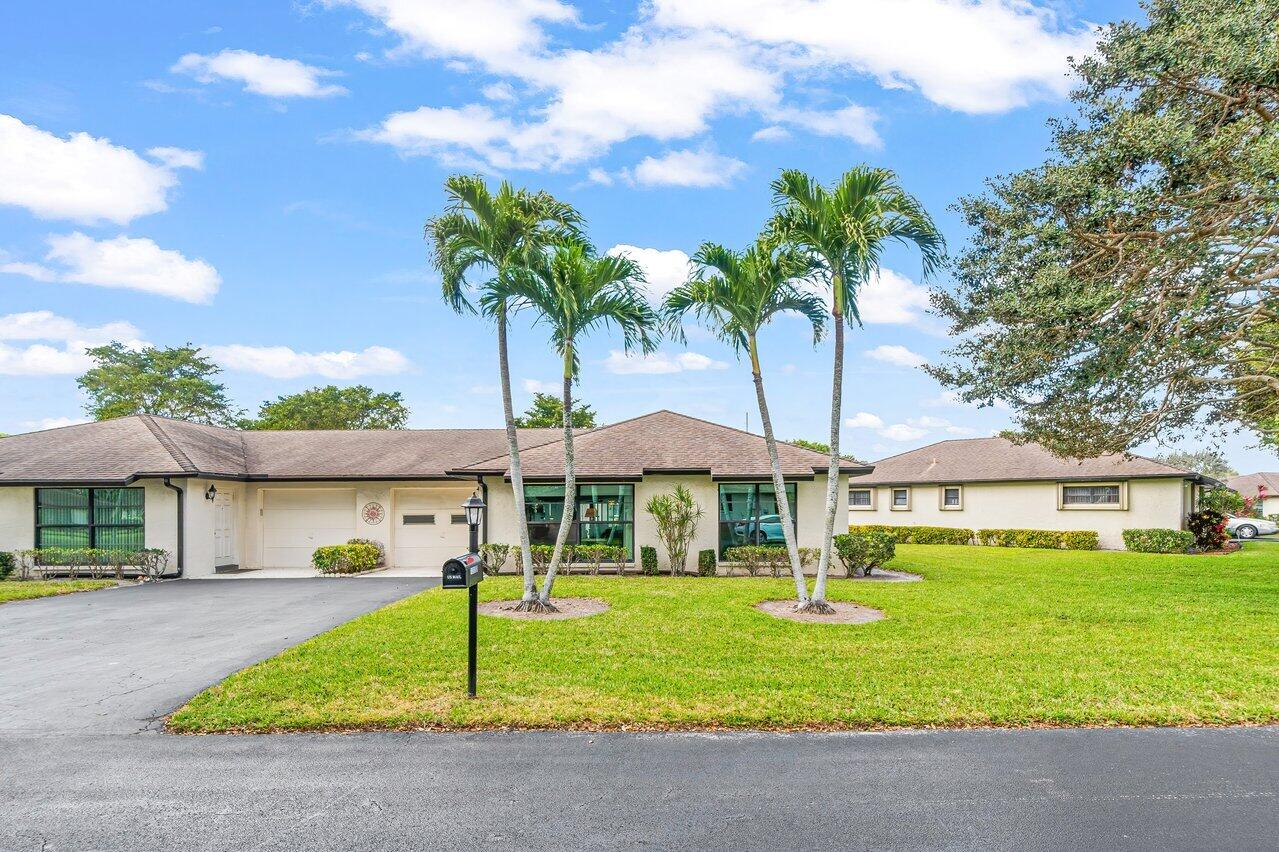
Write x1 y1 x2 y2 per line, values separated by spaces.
1 1 1273 472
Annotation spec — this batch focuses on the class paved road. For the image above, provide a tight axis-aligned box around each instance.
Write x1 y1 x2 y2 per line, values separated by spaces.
2 727 1276 850
0 578 435 735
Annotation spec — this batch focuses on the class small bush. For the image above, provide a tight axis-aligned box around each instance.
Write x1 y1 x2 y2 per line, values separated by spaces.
833 531 897 577
697 549 717 576
347 538 386 566
1200 487 1245 515
1122 528 1195 554
572 544 612 575
608 545 629 575
640 545 659 575
530 544 553 574
0 551 13 579
976 529 1099 550
723 545 766 576
479 543 511 575
850 524 971 545
1186 510 1228 550
312 542 380 574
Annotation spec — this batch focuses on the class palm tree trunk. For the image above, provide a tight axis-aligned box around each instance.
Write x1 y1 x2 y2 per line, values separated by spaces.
803 290 842 615
750 337 808 605
537 344 575 607
497 306 537 609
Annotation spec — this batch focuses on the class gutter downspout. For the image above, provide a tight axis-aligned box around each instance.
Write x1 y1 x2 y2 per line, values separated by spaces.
477 476 489 546
161 477 185 579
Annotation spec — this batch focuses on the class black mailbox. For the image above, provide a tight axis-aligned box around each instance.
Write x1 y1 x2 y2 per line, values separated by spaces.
442 552 485 589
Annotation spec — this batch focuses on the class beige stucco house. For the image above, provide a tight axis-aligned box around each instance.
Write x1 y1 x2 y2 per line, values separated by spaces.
1225 473 1279 517
848 437 1209 549
0 411 861 577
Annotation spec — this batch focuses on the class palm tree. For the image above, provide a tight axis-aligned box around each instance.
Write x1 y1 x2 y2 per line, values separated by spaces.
427 176 582 609
664 238 826 605
487 241 659 610
771 167 944 613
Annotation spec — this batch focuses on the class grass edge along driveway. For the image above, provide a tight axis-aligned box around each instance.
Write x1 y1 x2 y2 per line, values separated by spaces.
0 579 116 604
169 544 1279 733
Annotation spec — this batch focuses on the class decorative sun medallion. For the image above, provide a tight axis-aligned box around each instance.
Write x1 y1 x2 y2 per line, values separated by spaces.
361 502 385 525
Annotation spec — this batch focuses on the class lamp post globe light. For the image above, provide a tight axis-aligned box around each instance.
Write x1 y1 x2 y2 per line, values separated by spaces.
463 491 485 552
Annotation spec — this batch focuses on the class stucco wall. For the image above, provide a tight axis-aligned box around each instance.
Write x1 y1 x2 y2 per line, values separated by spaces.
483 472 849 573
1260 495 1279 517
848 477 1189 549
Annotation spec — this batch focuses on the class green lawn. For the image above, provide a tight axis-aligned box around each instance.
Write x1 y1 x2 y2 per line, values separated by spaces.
0 579 116 604
169 544 1279 733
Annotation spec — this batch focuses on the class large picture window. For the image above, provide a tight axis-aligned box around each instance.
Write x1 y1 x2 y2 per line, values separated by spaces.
524 484 634 558
36 487 144 550
718 482 798 556
1059 483 1124 509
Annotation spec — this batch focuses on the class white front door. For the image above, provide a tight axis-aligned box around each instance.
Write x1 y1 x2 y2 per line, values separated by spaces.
213 492 236 567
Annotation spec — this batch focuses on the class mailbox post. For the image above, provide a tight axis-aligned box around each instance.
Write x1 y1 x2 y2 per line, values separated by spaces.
441 492 486 698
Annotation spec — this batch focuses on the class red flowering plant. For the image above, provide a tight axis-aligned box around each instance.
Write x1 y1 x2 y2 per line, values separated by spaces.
1187 509 1229 551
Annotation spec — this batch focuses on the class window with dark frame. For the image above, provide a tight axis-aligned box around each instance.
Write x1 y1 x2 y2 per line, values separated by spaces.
35 487 144 550
717 482 798 556
892 488 910 507
524 484 634 558
1061 484 1121 505
849 488 872 507
943 486 962 508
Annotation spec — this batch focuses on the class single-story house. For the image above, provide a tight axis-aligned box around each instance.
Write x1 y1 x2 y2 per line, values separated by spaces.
847 437 1211 549
0 410 864 577
1226 473 1279 516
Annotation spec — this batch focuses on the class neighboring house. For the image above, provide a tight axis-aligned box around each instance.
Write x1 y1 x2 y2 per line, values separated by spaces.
0 411 862 577
1226 473 1279 517
848 437 1210 550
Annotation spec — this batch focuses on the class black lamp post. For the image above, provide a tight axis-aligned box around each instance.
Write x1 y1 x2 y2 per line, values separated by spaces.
461 491 485 697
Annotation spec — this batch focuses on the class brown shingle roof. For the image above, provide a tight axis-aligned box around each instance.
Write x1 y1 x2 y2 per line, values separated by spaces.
1226 472 1279 500
454 410 870 480
849 436 1198 486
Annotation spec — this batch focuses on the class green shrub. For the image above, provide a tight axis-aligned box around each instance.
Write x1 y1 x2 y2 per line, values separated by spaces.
572 544 612 575
607 545 629 575
697 549 717 576
976 529 1100 550
346 538 386 566
530 544 553 574
1186 510 1228 550
833 531 897 577
312 542 381 574
850 524 972 545
479 543 511 575
1122 528 1195 554
640 545 659 575
723 545 767 576
1200 487 1245 514
0 551 13 579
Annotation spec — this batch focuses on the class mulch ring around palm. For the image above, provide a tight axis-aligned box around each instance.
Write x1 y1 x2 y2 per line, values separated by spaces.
755 600 885 624
480 598 610 620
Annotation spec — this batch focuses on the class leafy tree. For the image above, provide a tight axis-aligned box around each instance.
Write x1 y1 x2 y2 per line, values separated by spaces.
514 392 597 428
930 0 1279 456
427 175 582 608
77 343 242 426
788 438 860 462
644 484 704 576
665 237 825 603
771 167 943 613
1154 449 1237 482
490 241 658 610
248 385 409 430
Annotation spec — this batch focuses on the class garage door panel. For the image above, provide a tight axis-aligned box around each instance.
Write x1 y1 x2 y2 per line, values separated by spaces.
394 488 472 570
261 490 355 568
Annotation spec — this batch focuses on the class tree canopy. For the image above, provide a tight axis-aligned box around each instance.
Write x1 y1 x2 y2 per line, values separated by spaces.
513 392 597 429
248 385 409 430
77 342 242 426
929 0 1279 456
1154 448 1237 482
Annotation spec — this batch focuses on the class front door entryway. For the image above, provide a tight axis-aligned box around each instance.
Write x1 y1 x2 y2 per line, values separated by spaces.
213 491 237 568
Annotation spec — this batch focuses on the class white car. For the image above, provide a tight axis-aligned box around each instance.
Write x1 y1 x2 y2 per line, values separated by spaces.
1225 515 1278 539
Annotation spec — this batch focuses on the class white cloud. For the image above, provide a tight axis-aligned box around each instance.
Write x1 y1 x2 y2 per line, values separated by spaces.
878 423 928 442
4 233 221 303
649 0 1096 113
767 104 881 147
172 50 348 98
0 310 147 376
482 81 517 101
846 412 885 429
603 349 728 375
204 344 410 379
522 378 559 394
586 167 614 186
23 416 89 430
606 244 690 302
355 104 520 168
750 125 790 142
0 114 202 225
857 268 933 325
629 147 747 188
865 344 926 368
945 424 978 436
922 389 1011 411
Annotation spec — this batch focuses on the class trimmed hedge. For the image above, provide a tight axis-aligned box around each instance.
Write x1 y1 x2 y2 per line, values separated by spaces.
0 551 13 579
1122 528 1195 554
722 545 818 577
976 529 1099 550
479 543 510 575
10 547 170 580
312 542 381 574
833 531 896 577
849 524 974 545
346 537 386 566
697 549 717 576
640 545 660 576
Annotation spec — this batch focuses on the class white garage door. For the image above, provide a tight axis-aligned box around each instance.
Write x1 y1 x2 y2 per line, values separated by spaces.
393 487 473 572
261 490 356 568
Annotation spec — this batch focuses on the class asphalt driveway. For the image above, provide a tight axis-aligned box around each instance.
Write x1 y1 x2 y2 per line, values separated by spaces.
0 577 435 735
